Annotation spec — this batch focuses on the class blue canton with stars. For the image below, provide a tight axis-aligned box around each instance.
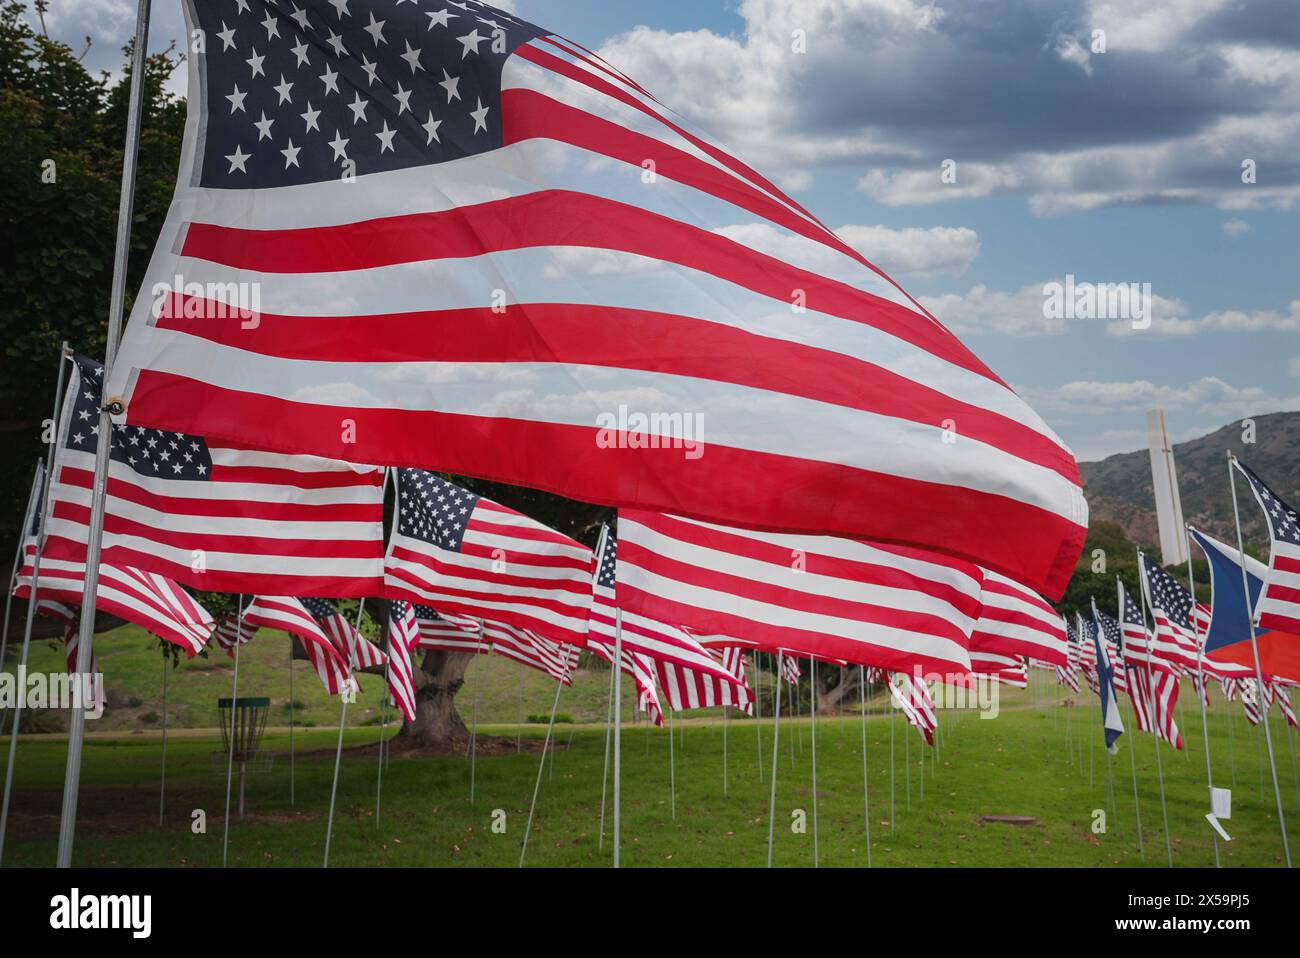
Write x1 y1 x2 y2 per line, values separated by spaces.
193 0 548 189
300 596 340 620
596 527 616 589
396 468 479 552
1120 582 1145 631
1141 554 1194 628
1237 461 1300 548
66 354 214 480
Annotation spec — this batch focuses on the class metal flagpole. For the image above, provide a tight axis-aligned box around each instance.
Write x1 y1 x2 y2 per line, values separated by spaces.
809 655 818 867
519 671 564 867
1185 527 1220 867
1136 551 1175 867
158 653 168 825
754 652 764 783
598 657 616 850
613 606 623 868
889 699 895 829
1228 455 1291 867
859 665 871 867
765 650 785 867
722 701 729 798
0 463 42 708
221 597 245 868
288 643 295 805
55 0 152 869
667 706 676 820
376 665 390 824
1128 694 1145 861
323 598 365 868
0 348 68 865
905 698 911 811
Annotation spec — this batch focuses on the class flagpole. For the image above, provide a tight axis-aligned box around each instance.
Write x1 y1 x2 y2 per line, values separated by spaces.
667 706 676 820
288 642 295 805
158 652 168 825
0 346 68 866
220 596 246 867
753 652 764 784
722 701 729 799
765 650 784 867
598 656 616 850
1136 551 1175 867
613 607 623 868
0 463 43 717
809 655 818 867
859 665 872 867
1127 680 1145 861
1184 526 1220 867
1227 455 1291 867
323 597 364 868
889 698 895 830
55 0 152 869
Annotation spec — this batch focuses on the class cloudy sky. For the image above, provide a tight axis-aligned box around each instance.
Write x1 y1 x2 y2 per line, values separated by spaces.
40 0 1300 461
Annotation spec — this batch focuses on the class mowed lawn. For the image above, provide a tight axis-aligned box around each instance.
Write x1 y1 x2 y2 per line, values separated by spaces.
2 652 1299 867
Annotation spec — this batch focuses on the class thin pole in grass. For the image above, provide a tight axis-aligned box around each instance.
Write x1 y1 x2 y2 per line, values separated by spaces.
1135 550 1174 867
598 657 616 849
323 597 365 868
667 707 676 821
519 668 566 866
159 652 168 826
889 697 895 831
765 650 785 867
221 595 246 868
288 642 295 805
859 665 871 868
1127 679 1145 862
754 652 764 784
1182 542 1220 868
809 655 818 867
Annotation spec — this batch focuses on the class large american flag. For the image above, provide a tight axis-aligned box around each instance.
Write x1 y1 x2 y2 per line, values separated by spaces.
102 0 1086 601
588 525 746 712
615 510 979 675
1234 459 1300 635
656 646 753 714
384 469 592 646
970 569 1068 668
42 355 385 597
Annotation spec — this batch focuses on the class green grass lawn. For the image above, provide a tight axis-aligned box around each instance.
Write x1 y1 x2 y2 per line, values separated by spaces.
2 658 1298 867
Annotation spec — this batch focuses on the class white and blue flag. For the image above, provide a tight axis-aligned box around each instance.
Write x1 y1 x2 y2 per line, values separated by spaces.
1091 597 1125 754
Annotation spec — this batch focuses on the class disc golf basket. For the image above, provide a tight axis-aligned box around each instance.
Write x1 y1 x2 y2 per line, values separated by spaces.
214 697 273 817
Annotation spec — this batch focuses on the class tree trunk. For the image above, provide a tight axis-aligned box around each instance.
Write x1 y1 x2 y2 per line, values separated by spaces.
395 649 475 747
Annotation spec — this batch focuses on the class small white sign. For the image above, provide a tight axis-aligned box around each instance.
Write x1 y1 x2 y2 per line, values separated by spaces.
1211 787 1231 820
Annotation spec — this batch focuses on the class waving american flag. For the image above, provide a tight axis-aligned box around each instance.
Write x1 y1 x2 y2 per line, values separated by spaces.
1234 459 1300 636
42 355 385 597
385 469 593 646
104 0 1085 600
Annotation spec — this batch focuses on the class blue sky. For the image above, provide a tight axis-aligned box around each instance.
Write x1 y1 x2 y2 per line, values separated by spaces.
43 0 1300 461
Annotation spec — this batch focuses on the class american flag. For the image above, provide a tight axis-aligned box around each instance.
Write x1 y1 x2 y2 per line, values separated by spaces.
970 569 1068 668
42 355 385 597
300 597 385 670
888 672 936 745
616 510 979 675
411 603 487 654
655 645 753 714
588 525 748 712
1233 459 1300 635
385 469 592 646
241 595 356 694
1221 677 1238 702
103 0 1086 601
1138 554 1201 674
212 612 257 656
1059 621 1080 691
1075 612 1097 673
385 600 420 722
481 619 578 684
1276 682 1299 729
17 551 213 657
1093 608 1128 695
1240 678 1263 726
968 650 1028 687
780 655 802 685
1117 581 1182 748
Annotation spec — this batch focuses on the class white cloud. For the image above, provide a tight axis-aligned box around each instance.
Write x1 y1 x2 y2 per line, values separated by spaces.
1222 218 1252 236
1023 376 1300 425
1106 298 1300 336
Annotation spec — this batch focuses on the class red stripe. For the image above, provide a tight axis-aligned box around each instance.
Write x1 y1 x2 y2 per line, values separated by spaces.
154 297 1073 482
125 370 1083 598
391 542 591 600
57 465 382 522
179 189 1001 384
